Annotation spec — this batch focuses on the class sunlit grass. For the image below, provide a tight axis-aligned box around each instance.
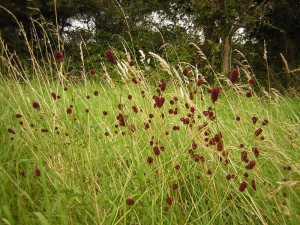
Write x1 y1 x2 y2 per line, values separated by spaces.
0 68 299 224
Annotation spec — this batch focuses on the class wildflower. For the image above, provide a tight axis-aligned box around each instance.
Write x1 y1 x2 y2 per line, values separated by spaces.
197 79 202 86
246 91 252 98
129 60 135 66
35 168 41 177
213 133 221 142
7 128 15 134
126 198 135 206
239 181 247 192
189 91 194 100
147 156 153 164
241 151 248 162
226 174 232 180
175 165 180 170
245 160 256 169
207 169 212 175
210 87 220 103
251 180 257 190
32 101 40 110
105 50 117 64
216 141 223 151
255 128 263 136
252 116 258 124
116 113 125 126
159 81 167 92
66 108 72 114
144 123 150 130
103 111 108 116
262 119 269 126
53 51 64 62
15 113 23 118
90 69 96 75
172 126 180 131
132 106 138 113
248 78 255 85
153 96 165 108
192 141 197 149
153 146 160 156
230 67 239 84
49 92 57 100
252 147 259 157
94 91 99 96
172 183 179 190
166 197 173 205
182 69 189 76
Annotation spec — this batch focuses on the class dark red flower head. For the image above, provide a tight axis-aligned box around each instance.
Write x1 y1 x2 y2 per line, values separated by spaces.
262 119 269 126
245 160 256 169
230 68 239 84
129 60 135 66
252 147 259 157
175 165 180 170
182 69 189 76
210 87 220 103
53 51 64 62
16 114 23 118
116 113 125 126
159 81 167 92
153 96 165 108
105 50 117 64
246 91 252 98
90 69 96 75
252 116 258 124
197 79 202 86
7 128 15 134
248 78 255 86
66 108 72 114
239 181 247 192
172 183 179 190
126 198 134 205
251 179 257 190
166 197 173 205
32 101 40 110
35 168 41 177
255 128 263 136
147 156 154 164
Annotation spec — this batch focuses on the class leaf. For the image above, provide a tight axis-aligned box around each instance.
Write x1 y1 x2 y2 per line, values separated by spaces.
34 212 51 225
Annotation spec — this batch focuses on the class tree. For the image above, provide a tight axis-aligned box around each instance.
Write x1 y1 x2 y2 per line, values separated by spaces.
169 0 271 75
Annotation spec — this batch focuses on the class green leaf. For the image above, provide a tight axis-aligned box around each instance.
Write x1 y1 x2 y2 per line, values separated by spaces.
34 212 51 225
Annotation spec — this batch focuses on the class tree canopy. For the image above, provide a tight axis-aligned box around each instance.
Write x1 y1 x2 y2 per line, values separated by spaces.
0 0 299 89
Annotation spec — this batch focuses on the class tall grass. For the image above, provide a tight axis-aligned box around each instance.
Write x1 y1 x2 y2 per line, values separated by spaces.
0 13 299 225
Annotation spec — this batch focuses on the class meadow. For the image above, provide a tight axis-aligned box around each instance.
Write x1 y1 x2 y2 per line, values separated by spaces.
0 45 299 225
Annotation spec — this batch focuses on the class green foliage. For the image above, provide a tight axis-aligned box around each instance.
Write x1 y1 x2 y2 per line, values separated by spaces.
0 0 299 90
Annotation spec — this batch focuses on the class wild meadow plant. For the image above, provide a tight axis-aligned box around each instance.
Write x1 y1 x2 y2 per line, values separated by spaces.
0 26 299 225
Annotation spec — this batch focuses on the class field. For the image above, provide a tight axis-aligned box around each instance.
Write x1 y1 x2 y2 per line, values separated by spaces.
0 49 300 225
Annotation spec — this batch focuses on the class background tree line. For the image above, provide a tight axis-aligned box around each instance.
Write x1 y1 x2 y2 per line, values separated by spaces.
0 0 299 91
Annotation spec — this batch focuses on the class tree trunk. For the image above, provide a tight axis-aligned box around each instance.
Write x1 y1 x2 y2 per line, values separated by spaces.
222 34 232 75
